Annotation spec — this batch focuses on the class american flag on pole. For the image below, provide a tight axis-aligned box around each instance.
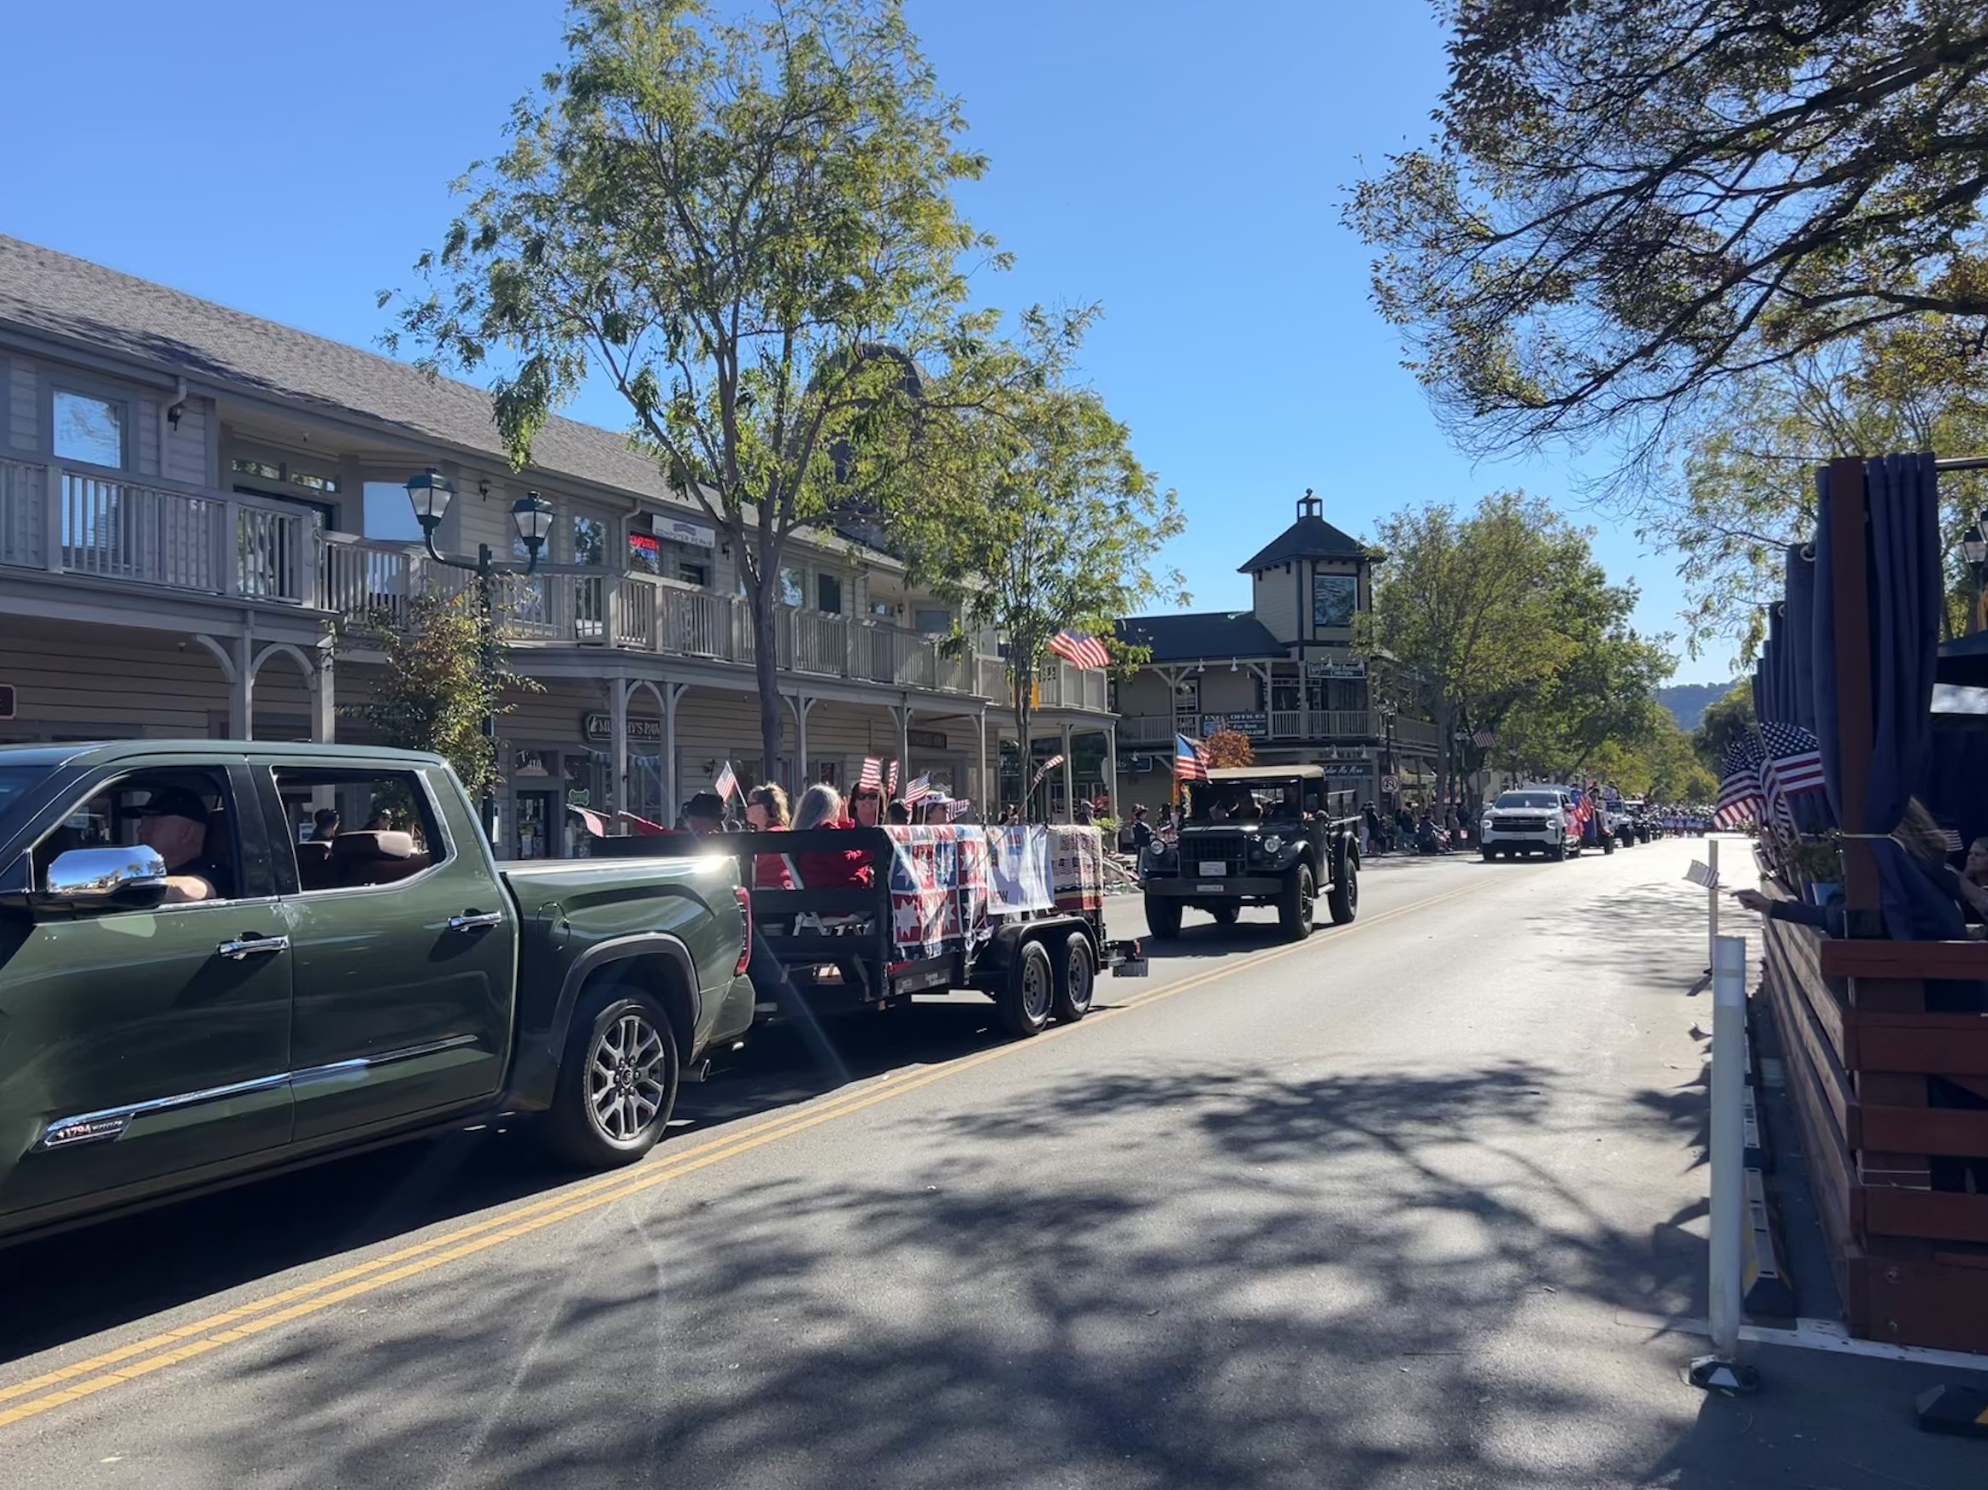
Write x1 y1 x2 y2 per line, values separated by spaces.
1048 630 1111 670
886 759 899 796
904 773 934 806
713 761 738 803
1174 733 1209 783
1028 753 1067 794
1714 735 1765 830
857 756 884 792
1756 722 1826 818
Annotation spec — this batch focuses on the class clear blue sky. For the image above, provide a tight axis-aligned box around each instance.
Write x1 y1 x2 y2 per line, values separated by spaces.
0 0 1736 685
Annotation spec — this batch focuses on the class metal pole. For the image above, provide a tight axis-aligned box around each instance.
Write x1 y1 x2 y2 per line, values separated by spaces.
1708 837 1720 972
1709 933 1749 1360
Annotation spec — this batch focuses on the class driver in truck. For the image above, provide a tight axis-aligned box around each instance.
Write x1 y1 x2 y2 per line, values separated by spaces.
135 786 226 903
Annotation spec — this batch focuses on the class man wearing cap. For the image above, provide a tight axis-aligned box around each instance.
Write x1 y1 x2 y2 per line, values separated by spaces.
136 786 228 903
681 792 728 836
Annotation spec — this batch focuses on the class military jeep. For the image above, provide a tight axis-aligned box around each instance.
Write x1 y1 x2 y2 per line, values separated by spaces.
1139 766 1361 941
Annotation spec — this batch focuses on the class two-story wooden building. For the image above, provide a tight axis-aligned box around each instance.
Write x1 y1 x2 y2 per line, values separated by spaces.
0 235 1115 854
1113 492 1439 812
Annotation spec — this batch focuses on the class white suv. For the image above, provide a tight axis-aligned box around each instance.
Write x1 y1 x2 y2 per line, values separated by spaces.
1480 787 1581 861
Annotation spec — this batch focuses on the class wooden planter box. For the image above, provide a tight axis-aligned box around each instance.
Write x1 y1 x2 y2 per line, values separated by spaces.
1760 907 1988 1352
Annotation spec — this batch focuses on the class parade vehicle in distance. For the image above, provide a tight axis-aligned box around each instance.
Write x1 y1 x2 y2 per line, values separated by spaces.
1479 786 1584 861
0 741 755 1246
1138 766 1360 941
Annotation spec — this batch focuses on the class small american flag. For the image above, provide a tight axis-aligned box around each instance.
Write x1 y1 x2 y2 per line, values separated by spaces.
1472 725 1496 748
886 759 899 796
713 761 738 803
1174 733 1209 783
904 773 933 806
1757 722 1826 806
1714 735 1764 830
1048 630 1111 670
1941 826 1966 854
857 757 883 792
947 797 973 822
1028 753 1067 794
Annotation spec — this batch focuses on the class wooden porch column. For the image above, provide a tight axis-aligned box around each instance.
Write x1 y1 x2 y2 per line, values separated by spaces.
664 682 689 815
1105 723 1120 815
609 675 629 817
1060 721 1075 819
311 649 336 743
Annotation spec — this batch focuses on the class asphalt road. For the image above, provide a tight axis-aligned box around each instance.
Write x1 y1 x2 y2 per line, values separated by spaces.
2 839 1983 1490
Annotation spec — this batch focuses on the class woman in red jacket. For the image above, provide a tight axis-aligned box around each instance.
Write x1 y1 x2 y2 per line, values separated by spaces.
745 783 796 889
791 784 873 889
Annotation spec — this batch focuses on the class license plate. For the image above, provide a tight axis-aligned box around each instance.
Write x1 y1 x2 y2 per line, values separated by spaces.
1198 861 1227 876
1116 957 1150 979
1197 883 1224 893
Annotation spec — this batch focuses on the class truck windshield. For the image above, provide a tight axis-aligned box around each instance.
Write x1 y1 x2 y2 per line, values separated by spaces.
0 767 50 835
1494 792 1560 810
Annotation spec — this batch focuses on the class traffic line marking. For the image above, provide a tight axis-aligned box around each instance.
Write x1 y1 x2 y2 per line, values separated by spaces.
0 865 1510 1430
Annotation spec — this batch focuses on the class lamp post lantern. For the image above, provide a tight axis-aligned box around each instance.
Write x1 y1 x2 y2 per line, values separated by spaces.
404 469 554 842
1962 515 1988 636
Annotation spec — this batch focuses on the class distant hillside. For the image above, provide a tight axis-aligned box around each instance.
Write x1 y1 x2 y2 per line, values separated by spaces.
1657 682 1738 732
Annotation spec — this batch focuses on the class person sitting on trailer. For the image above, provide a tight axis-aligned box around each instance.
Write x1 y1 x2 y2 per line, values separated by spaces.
793 784 873 889
849 782 885 827
744 783 796 889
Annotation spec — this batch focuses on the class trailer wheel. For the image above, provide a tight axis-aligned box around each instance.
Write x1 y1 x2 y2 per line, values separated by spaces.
997 938 1055 1039
1143 896 1181 940
1051 933 1095 1024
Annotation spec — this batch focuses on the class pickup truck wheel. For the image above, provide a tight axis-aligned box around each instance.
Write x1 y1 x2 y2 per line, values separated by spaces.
997 938 1055 1039
1144 896 1181 940
545 985 680 1169
1051 932 1095 1023
1601 832 1616 855
1209 905 1239 927
1549 842 1567 862
1277 864 1315 941
1481 847 1497 863
1327 855 1359 925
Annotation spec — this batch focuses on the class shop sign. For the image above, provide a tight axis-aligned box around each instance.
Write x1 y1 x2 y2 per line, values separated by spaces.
582 712 665 744
1325 763 1370 778
1203 712 1268 738
1304 660 1366 679
907 727 948 750
655 513 717 548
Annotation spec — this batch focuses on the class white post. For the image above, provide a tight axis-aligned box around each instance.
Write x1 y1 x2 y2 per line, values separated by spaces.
1709 932 1748 1361
1708 837 1721 972
609 677 628 819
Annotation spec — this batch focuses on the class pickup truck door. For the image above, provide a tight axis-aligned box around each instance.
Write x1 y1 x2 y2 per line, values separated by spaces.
0 759 294 1224
255 760 515 1143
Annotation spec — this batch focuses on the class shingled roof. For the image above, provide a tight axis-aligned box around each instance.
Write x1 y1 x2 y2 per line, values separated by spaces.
0 234 678 503
1116 610 1284 663
1236 490 1369 572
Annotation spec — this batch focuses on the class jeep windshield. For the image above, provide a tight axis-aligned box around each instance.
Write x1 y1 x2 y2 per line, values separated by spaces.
1493 792 1562 811
1187 779 1311 822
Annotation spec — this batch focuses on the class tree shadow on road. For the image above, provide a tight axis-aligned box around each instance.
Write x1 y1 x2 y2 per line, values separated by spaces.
102 1059 1972 1490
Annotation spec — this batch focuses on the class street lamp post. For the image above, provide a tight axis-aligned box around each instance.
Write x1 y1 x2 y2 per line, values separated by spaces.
405 469 555 843
1963 515 1988 636
1379 704 1397 809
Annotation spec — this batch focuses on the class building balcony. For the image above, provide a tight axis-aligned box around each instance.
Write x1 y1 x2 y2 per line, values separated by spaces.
0 456 1110 714
1118 711 1441 750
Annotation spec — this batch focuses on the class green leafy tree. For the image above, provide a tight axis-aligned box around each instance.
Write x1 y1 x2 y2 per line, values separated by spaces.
1367 492 1593 805
388 0 1005 780
350 592 543 803
1693 681 1757 775
894 311 1186 819
1635 322 1988 658
1346 2 1988 461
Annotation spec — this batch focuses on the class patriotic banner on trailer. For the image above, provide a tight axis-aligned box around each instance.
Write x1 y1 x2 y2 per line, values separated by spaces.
883 826 990 959
713 760 738 802
987 826 1053 913
1047 825 1103 911
1028 753 1066 794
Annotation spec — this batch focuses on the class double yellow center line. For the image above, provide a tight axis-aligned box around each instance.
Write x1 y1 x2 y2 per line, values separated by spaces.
0 870 1497 1429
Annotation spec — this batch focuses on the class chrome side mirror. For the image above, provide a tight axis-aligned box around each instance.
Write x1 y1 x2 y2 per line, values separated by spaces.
41 846 171 911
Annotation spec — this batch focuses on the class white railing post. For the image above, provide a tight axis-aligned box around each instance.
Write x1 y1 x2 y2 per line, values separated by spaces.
220 500 242 597
1691 932 1759 1393
42 464 63 573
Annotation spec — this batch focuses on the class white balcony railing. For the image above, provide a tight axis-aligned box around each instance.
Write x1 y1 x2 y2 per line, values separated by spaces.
0 455 1114 713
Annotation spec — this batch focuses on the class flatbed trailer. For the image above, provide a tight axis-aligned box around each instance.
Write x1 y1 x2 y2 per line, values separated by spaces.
722 824 1147 1039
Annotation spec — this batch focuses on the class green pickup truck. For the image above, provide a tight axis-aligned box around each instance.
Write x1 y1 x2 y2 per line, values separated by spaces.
0 741 754 1244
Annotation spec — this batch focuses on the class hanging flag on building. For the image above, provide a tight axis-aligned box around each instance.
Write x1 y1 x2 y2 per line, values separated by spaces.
1714 735 1765 830
1048 630 1111 670
857 757 884 792
1174 733 1209 782
886 759 900 796
904 773 934 806
713 761 738 803
1028 752 1067 794
1472 725 1496 748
